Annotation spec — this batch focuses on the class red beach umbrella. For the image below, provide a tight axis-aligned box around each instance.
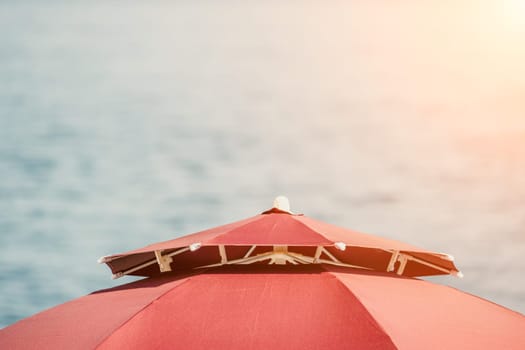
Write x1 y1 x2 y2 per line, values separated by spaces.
99 196 461 280
1 197 524 350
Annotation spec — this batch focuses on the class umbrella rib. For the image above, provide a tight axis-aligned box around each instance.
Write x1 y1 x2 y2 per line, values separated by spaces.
195 251 275 269
387 250 400 272
313 246 323 262
218 245 228 264
113 247 191 279
196 247 371 270
154 251 173 272
243 245 257 258
113 246 457 278
237 253 275 265
402 253 460 276
320 247 341 264
317 258 371 270
397 255 409 275
288 252 370 270
94 278 194 349
382 249 460 277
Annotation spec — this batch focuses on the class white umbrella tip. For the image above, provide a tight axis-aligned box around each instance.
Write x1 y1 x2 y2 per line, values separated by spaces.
189 242 202 252
334 242 346 251
453 270 464 278
112 272 123 280
273 196 291 213
442 253 455 262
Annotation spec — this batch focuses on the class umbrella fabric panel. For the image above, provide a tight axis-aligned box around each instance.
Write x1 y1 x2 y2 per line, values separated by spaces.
108 215 263 257
110 213 437 255
101 212 459 278
98 269 396 350
2 267 525 349
295 216 458 275
295 215 436 253
0 275 190 350
334 270 525 350
207 213 332 245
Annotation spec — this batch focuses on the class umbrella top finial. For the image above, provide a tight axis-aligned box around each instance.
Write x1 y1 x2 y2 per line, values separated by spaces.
273 196 291 213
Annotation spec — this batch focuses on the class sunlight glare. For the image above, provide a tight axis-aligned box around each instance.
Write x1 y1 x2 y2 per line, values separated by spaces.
503 0 525 32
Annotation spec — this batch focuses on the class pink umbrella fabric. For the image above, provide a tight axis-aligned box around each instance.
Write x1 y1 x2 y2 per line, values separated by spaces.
1 198 523 349
1 266 524 349
100 198 459 279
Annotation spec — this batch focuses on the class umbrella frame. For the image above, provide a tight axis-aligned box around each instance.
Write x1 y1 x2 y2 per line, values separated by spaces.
101 243 460 280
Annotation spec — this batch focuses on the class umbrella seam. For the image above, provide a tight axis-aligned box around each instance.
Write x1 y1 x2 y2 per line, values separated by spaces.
105 215 263 259
324 267 400 349
209 214 332 245
292 217 454 273
206 214 270 244
293 216 430 251
292 217 457 275
288 215 336 244
93 277 194 349
422 281 525 318
102 216 265 275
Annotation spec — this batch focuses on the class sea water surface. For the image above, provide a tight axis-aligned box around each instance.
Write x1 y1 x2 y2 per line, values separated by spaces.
1 0 525 327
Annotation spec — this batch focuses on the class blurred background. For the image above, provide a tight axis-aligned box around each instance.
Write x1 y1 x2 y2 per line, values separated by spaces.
1 0 524 327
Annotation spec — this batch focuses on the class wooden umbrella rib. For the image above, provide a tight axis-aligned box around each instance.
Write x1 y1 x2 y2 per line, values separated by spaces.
111 245 459 279
112 246 191 279
381 248 459 277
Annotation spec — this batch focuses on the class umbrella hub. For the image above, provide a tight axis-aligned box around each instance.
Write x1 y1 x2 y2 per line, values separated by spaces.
271 245 289 265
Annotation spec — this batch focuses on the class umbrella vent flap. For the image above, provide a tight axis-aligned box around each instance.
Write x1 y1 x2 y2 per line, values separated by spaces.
100 197 462 280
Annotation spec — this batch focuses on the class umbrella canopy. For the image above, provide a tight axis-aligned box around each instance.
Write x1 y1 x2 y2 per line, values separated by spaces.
99 197 460 279
1 266 524 349
1 197 524 349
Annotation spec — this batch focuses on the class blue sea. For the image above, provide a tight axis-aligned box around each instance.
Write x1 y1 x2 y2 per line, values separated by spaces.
1 0 524 327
